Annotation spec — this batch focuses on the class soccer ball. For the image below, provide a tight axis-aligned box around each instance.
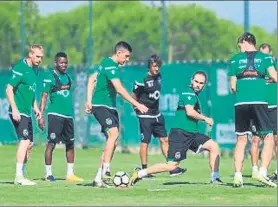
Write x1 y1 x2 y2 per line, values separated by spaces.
113 171 130 187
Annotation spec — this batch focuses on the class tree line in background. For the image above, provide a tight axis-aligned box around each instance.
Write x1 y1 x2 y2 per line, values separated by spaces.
0 1 276 68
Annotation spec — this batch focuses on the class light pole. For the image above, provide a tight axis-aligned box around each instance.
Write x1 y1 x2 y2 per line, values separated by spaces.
20 0 25 57
161 1 168 63
244 0 249 32
88 1 93 66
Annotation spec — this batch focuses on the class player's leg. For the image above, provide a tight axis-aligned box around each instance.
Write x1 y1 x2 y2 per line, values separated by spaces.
12 115 36 185
252 104 276 187
22 119 34 176
138 117 153 177
250 135 260 178
268 107 277 182
233 105 250 187
129 128 188 186
64 118 83 182
197 137 223 184
44 114 63 182
154 115 186 177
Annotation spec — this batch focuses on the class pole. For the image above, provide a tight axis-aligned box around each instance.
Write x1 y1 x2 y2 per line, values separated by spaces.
88 1 93 66
161 1 167 63
20 0 25 57
244 0 249 32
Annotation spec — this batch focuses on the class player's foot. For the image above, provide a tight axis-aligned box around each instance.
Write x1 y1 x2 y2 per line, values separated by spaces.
210 178 224 185
91 180 104 188
142 174 155 179
45 175 56 182
268 172 277 183
233 175 243 188
169 167 187 177
66 174 84 182
128 171 141 187
251 170 259 179
14 176 36 186
102 172 114 187
254 173 277 188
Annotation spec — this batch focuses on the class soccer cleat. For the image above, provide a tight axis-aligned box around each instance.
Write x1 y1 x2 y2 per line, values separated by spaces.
233 175 243 188
210 178 225 185
268 172 277 183
142 174 155 179
66 174 84 182
101 172 114 187
169 167 187 177
254 174 277 188
91 180 105 188
14 176 36 186
128 171 141 187
251 170 259 179
45 175 56 182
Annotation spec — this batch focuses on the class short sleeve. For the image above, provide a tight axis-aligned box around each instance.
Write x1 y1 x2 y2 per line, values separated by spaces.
42 73 54 93
8 66 23 87
105 66 120 80
228 56 236 77
179 92 197 106
264 55 276 71
132 79 144 96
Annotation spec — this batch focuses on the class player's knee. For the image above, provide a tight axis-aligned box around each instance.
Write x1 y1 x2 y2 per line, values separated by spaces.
251 137 260 147
107 127 119 140
208 141 220 154
159 137 168 145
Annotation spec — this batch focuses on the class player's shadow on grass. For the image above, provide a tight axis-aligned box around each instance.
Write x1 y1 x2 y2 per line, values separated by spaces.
163 181 209 185
76 183 95 187
0 181 15 185
33 177 66 181
224 182 265 188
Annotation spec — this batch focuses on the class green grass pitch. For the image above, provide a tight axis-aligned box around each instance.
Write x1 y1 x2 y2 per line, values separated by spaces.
0 145 276 206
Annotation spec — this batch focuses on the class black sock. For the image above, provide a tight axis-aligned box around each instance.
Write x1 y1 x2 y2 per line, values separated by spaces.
142 164 147 169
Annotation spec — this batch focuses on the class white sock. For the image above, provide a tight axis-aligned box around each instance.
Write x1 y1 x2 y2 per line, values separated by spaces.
259 167 267 177
235 172 242 179
94 168 102 182
211 172 219 181
138 169 147 178
275 169 277 174
16 163 23 177
252 165 258 172
102 163 110 175
67 163 74 177
45 165 52 176
23 163 27 176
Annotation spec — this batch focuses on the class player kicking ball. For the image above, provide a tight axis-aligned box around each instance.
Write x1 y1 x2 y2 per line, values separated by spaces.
129 71 224 186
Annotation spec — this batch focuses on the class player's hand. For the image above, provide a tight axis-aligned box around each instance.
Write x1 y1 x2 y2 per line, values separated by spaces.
136 103 148 114
34 108 42 120
38 117 45 131
12 108 21 122
204 117 214 127
85 101 92 114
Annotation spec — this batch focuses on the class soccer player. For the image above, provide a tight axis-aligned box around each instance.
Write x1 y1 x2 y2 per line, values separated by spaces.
229 32 277 187
85 41 148 187
6 44 44 185
38 52 83 182
249 43 277 182
129 71 224 186
132 54 185 177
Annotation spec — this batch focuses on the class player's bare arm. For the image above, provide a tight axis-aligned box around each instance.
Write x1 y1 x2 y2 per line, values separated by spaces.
111 78 148 113
267 66 277 82
33 99 42 120
6 84 21 122
230 76 237 93
85 72 98 114
185 104 213 126
38 92 49 130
